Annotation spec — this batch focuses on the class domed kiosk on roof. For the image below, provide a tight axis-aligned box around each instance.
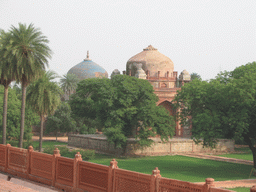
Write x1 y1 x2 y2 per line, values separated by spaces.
68 51 108 80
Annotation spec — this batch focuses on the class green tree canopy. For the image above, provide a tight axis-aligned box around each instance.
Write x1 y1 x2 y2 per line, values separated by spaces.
60 73 80 99
174 61 256 168
3 23 52 148
0 86 39 142
190 73 202 81
26 70 62 151
46 102 76 141
70 75 175 149
0 30 16 144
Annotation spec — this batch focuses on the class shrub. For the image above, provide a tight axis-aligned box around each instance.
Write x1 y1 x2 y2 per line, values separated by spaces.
57 146 70 156
43 145 69 156
72 149 95 160
43 145 56 154
79 124 96 135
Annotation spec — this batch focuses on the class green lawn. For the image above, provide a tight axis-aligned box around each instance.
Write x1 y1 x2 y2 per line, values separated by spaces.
217 153 253 161
12 141 254 183
6 140 67 150
88 155 255 182
225 187 251 192
217 147 253 161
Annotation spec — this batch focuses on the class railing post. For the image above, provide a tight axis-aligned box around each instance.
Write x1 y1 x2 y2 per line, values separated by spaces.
204 178 215 192
27 146 33 175
108 159 118 192
52 148 60 186
151 167 161 192
73 152 82 191
251 185 256 192
5 144 11 172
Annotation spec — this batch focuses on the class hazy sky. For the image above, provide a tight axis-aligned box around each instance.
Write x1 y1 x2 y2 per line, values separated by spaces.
2 0 256 80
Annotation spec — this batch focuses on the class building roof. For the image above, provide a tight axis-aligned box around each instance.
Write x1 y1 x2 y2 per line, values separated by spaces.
67 51 108 80
126 45 174 77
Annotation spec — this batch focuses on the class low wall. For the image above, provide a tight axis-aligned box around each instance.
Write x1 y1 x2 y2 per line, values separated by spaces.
0 144 236 192
68 134 235 156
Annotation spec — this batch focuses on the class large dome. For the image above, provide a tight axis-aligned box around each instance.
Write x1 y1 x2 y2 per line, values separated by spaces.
68 51 108 80
126 45 174 77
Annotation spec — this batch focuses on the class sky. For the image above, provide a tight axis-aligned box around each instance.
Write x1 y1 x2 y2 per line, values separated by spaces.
2 0 256 81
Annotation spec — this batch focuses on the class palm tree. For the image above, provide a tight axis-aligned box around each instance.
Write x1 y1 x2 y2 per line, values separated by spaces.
190 73 202 81
0 30 15 144
26 70 63 152
60 73 79 100
5 23 52 148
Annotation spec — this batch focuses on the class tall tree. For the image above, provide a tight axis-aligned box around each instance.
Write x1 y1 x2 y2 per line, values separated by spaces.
0 86 39 144
0 30 15 144
26 70 62 152
70 75 175 149
5 23 52 148
190 72 202 81
60 73 79 99
174 62 256 169
45 102 76 141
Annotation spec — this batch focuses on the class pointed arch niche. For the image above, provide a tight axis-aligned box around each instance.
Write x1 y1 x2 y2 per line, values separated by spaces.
158 100 175 116
158 100 181 137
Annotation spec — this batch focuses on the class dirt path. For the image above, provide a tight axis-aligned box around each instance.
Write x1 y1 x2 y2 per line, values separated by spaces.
32 136 68 143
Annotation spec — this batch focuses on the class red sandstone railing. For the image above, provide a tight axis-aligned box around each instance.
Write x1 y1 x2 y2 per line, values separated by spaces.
0 144 244 192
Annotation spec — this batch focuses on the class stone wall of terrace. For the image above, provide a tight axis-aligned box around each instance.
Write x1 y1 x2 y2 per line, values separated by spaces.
68 134 235 156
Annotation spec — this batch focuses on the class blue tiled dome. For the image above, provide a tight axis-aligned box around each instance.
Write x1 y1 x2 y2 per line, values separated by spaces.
68 51 108 80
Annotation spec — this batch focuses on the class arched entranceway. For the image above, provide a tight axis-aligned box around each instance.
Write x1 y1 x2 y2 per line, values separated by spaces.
158 100 182 137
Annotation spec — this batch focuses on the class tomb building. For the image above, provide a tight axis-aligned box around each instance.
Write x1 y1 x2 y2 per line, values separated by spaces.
126 45 191 137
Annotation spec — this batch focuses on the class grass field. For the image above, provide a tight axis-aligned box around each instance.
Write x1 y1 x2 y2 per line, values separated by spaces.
7 140 255 183
217 147 253 161
225 187 250 192
88 155 255 182
6 140 67 150
30 142 256 182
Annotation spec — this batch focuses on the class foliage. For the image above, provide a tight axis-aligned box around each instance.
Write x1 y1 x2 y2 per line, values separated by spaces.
60 73 80 99
190 72 202 81
26 70 62 151
78 124 96 135
26 70 62 118
0 86 39 141
174 61 256 168
4 23 52 84
46 102 76 137
43 145 95 160
0 30 16 144
70 75 175 149
71 149 95 160
3 23 52 148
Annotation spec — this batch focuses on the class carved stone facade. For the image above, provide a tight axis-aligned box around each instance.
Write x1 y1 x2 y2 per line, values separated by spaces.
125 45 191 137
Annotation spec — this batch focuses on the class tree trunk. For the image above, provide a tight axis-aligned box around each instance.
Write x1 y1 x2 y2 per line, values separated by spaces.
252 148 256 170
244 135 256 169
19 83 27 148
39 116 45 152
2 86 9 145
55 131 58 142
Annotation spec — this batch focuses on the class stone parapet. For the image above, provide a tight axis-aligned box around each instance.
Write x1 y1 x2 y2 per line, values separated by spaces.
68 135 235 156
